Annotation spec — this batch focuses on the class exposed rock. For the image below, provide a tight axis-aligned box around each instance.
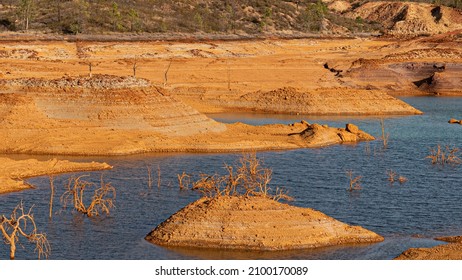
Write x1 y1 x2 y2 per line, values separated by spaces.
290 123 374 147
346 123 359 134
145 196 384 251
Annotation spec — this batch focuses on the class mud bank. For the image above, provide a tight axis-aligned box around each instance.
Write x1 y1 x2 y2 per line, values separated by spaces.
0 157 112 194
146 196 384 251
395 236 462 260
0 76 374 155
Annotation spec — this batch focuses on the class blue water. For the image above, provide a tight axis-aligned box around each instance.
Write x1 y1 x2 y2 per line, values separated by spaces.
0 97 461 260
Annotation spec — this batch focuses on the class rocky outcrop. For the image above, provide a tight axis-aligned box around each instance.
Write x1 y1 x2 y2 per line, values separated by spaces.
146 196 384 251
448 118 462 124
288 122 374 148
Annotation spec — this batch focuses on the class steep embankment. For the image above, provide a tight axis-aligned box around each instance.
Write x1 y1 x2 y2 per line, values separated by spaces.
347 1 462 37
343 30 462 96
0 75 374 155
146 195 384 250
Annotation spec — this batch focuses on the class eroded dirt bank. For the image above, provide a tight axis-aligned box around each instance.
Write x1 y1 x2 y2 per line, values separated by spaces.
0 157 112 194
1 33 460 104
174 87 422 115
395 236 462 260
146 196 384 250
0 76 374 155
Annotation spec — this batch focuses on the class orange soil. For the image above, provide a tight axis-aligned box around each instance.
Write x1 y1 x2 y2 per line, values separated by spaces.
146 195 384 251
0 157 112 194
395 236 462 260
0 76 374 155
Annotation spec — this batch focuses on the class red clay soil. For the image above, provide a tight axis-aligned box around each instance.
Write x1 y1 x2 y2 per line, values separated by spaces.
146 196 384 251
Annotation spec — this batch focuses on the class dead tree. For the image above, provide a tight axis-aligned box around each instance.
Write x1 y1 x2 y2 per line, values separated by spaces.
163 60 172 87
0 202 51 260
48 175 55 219
61 175 116 217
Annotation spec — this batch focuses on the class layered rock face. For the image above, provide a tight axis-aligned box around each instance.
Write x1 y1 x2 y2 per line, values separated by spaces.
146 196 384 251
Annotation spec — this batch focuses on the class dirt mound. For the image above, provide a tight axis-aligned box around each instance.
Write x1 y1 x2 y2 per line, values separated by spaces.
145 196 384 251
395 235 462 260
347 1 462 36
234 87 422 115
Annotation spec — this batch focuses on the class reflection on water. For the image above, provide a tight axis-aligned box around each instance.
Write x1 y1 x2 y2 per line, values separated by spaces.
0 97 461 260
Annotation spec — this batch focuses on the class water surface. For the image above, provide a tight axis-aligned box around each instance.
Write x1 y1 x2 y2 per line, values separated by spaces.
0 97 461 260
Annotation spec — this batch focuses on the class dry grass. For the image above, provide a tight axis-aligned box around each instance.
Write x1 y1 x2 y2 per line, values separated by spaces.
346 170 362 192
426 144 462 166
0 202 51 260
61 175 116 217
189 153 293 201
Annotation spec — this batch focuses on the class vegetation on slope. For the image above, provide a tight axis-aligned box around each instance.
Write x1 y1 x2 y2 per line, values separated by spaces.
0 0 382 35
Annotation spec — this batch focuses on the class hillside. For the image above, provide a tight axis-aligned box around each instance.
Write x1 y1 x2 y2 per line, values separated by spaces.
1 1 461 37
0 0 381 35
347 1 462 36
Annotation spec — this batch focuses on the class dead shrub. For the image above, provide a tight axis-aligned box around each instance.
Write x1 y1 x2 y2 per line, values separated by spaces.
177 172 191 190
387 169 408 185
0 202 51 260
346 170 362 192
189 153 292 201
426 144 461 166
61 175 116 217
